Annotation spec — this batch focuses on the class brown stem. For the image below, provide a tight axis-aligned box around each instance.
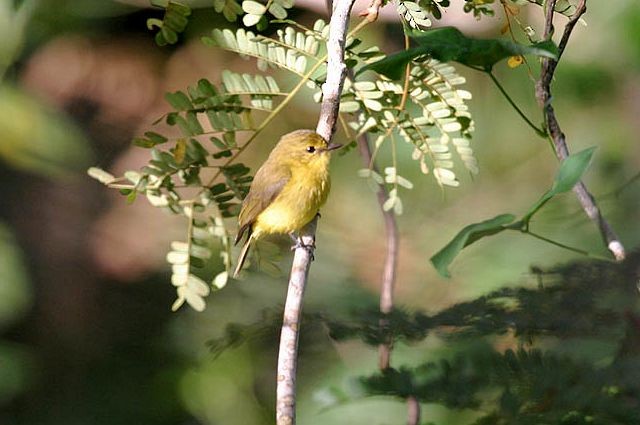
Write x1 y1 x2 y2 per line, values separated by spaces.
357 1 417 420
275 2 356 424
355 132 399 370
398 32 411 113
407 396 421 425
535 0 625 261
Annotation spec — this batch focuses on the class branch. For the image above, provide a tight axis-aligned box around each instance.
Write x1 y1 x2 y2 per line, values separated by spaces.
275 1 356 424
407 396 421 425
355 132 399 370
534 0 625 261
353 0 412 420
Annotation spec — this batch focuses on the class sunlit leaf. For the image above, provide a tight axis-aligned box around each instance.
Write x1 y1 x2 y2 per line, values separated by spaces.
521 147 596 226
431 214 516 278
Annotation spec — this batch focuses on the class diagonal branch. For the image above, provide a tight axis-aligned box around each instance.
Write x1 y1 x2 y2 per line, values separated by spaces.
535 0 625 261
275 1 356 424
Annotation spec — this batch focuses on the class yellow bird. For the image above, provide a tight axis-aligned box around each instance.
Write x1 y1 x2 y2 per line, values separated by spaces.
233 129 341 278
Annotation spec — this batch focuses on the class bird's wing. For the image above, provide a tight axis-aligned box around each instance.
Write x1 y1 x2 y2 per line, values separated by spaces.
235 162 290 245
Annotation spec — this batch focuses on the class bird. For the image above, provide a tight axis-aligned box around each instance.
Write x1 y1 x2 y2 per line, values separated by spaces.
233 129 342 278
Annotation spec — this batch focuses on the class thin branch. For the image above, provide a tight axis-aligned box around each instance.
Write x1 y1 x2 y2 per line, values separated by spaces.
275 1 356 424
487 71 546 137
407 396 421 425
398 30 412 113
355 132 399 370
601 170 640 200
354 0 413 420
524 230 613 262
534 0 625 261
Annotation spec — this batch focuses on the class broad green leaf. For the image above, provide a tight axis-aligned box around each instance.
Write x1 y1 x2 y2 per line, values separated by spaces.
431 214 516 278
365 27 559 79
521 147 596 226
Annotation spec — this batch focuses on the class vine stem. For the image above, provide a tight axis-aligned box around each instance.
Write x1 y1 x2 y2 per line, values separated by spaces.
534 0 625 261
525 230 612 262
275 1 356 424
487 71 546 137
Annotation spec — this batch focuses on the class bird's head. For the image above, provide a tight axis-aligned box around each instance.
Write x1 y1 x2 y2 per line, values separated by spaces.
271 129 342 168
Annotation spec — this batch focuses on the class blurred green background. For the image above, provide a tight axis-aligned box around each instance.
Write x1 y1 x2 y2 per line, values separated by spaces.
1 0 639 424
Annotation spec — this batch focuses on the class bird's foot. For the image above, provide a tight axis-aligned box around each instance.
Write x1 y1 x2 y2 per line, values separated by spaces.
290 237 316 261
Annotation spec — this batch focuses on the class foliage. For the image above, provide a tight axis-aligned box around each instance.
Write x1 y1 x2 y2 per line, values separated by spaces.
396 0 496 30
91 3 486 309
0 223 31 332
240 0 295 28
147 0 191 46
365 26 558 79
0 0 36 77
87 0 614 312
358 255 640 424
0 85 90 177
207 253 640 424
431 147 597 277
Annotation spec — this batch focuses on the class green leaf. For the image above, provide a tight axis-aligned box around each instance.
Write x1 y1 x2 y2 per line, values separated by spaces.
242 0 266 15
0 223 33 329
521 147 596 226
87 167 115 185
145 131 168 145
268 2 287 19
147 1 191 47
0 85 90 177
210 183 228 195
165 91 193 110
365 27 559 79
242 13 261 27
430 214 516 278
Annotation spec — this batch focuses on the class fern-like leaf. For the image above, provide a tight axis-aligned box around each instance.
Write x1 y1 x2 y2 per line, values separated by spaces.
397 1 432 29
147 1 191 46
202 22 325 77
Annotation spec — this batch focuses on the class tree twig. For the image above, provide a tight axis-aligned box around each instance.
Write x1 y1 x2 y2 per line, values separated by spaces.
275 1 355 424
407 396 421 425
487 71 546 137
353 0 416 421
534 0 625 261
355 132 399 370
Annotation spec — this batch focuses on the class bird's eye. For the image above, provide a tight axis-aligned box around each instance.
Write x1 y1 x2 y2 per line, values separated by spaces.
306 146 316 153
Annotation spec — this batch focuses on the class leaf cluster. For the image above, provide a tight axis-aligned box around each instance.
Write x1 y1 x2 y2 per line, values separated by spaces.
240 0 294 29
431 147 596 277
361 347 640 425
147 0 191 46
328 253 640 424
204 253 640 424
91 10 525 309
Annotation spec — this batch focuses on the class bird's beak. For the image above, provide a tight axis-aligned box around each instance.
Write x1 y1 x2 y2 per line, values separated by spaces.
325 142 343 151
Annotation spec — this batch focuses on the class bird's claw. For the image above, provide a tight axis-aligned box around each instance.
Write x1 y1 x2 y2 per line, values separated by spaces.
291 238 316 261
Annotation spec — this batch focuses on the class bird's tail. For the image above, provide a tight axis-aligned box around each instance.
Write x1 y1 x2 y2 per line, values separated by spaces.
233 233 254 278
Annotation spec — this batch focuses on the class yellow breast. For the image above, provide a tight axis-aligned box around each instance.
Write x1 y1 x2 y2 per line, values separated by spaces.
253 159 331 236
